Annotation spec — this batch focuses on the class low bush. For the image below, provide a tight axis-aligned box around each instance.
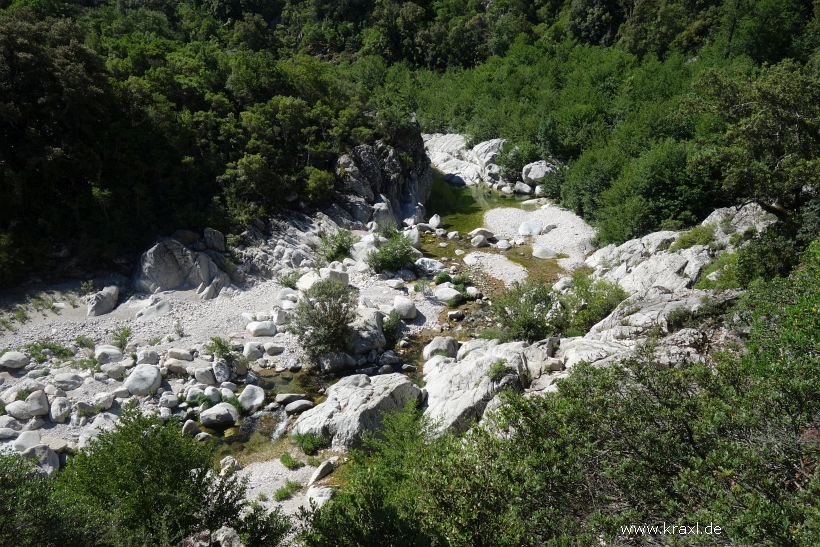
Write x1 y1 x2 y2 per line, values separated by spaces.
111 326 132 352
317 229 355 264
280 453 304 470
74 335 94 349
670 224 715 251
433 272 451 285
292 433 329 455
286 279 357 362
487 280 560 342
487 359 514 382
23 341 73 363
382 310 402 346
557 270 628 335
274 480 302 502
279 271 301 290
366 229 415 272
206 336 234 362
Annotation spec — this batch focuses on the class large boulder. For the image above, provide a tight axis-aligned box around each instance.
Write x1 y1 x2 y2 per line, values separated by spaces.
21 444 60 478
5 391 49 420
246 321 277 337
200 402 240 428
350 309 386 355
52 373 83 391
132 238 229 300
415 258 445 274
50 397 72 423
422 336 458 360
95 345 123 364
204 227 226 252
238 385 265 412
87 285 119 317
392 296 416 320
135 295 172 321
0 351 29 370
123 364 161 396
518 222 543 236
292 374 421 449
424 340 525 433
434 287 463 304
521 160 553 185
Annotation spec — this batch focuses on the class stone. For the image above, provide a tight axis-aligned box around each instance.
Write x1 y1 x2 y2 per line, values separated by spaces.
423 336 459 360
428 214 443 229
407 227 421 249
238 385 265 412
194 432 212 442
0 416 21 430
204 227 226 252
414 258 446 274
380 351 400 365
318 352 356 374
123 364 162 396
136 349 159 365
21 444 60 478
319 268 350 286
470 235 490 248
306 486 335 509
448 310 465 321
424 340 525 433
243 343 263 360
132 239 229 300
518 222 543 236
532 246 557 259
41 436 67 453
385 279 405 289
100 363 125 379
213 361 231 383
204 386 221 404
246 321 277 337
293 374 421 449
262 343 285 356
87 285 119 317
95 345 123 364
468 228 493 239
6 391 49 420
351 309 386 355
434 287 463 304
182 419 200 436
0 351 29 369
195 368 217 385
275 393 307 405
392 296 417 320
278 288 299 300
496 239 511 250
522 160 552 184
135 295 172 321
285 399 314 414
13 431 41 453
199 402 239 428
309 460 336 485
52 373 83 391
168 348 193 361
159 392 179 408
0 428 18 440
93 392 115 411
514 181 533 195
23 417 45 431
296 271 320 291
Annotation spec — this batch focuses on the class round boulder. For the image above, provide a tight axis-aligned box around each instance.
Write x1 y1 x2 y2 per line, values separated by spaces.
52 373 83 391
199 402 239 428
518 222 543 236
123 364 162 396
0 351 29 370
532 246 557 259
238 385 265 412
392 296 417 320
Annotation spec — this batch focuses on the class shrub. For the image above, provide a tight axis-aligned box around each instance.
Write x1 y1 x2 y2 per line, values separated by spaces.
75 335 94 349
487 359 514 382
286 279 357 362
292 432 329 455
53 402 291 546
670 224 715 251
224 395 243 415
206 336 234 362
317 229 354 264
111 326 132 352
279 271 301 289
557 270 628 334
451 274 471 286
280 453 304 470
366 229 415 272
488 280 559 342
274 480 302 501
433 272 451 285
0 452 58 546
694 251 743 290
382 309 402 346
23 341 72 362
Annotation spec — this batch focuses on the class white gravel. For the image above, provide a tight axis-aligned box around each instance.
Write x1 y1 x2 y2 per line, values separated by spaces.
461 252 528 286
237 458 319 516
484 202 597 269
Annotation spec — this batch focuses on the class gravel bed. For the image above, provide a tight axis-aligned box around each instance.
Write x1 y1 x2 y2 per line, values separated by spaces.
461 252 528 286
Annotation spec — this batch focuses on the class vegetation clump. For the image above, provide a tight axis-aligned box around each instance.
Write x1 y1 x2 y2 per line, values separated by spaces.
292 433 329 456
670 224 716 251
280 453 304 470
366 229 415 273
317 229 355 264
286 279 357 362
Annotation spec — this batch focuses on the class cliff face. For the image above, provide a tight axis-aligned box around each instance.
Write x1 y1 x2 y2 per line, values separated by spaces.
327 126 433 230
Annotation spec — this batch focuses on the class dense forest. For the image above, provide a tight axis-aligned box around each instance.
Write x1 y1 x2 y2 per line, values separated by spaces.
2 0 820 286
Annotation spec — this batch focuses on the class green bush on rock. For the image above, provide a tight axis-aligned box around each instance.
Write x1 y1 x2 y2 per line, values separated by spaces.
286 279 357 363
